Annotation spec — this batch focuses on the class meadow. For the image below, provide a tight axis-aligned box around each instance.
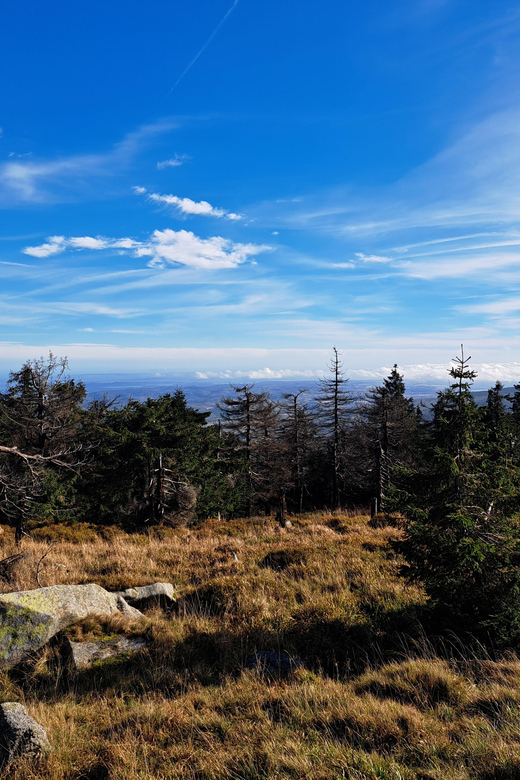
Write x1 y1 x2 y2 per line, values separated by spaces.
1 512 520 779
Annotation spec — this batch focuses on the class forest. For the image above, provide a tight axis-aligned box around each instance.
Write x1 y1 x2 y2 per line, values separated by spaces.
2 347 520 645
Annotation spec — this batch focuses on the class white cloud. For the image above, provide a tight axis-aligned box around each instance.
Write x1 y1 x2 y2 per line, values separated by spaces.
69 236 109 250
23 236 66 258
23 230 271 271
53 302 142 318
196 367 322 380
135 186 242 220
355 252 393 263
379 362 520 385
459 297 520 316
112 238 141 249
393 232 511 253
157 154 190 169
137 229 270 270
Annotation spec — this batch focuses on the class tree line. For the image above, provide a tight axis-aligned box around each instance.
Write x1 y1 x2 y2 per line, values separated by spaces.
2 348 520 531
4 347 520 641
0 348 415 532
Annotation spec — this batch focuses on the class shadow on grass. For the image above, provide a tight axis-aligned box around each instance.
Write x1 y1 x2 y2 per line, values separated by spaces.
6 599 439 704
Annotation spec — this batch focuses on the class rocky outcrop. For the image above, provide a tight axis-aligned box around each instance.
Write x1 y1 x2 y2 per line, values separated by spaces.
113 582 176 610
63 635 147 670
0 702 51 765
0 583 142 669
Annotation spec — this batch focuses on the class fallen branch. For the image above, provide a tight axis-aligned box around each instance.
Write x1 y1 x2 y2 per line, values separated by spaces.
36 542 56 588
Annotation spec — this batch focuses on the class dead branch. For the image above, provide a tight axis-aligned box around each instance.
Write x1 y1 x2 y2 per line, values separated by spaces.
0 444 85 473
36 542 56 588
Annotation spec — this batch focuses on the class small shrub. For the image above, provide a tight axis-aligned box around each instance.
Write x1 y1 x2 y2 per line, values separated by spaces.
30 522 100 543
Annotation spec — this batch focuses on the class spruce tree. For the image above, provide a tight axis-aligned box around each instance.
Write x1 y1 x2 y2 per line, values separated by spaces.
279 389 319 513
362 365 418 514
397 348 520 645
217 385 282 515
316 347 354 509
84 390 233 527
0 354 87 537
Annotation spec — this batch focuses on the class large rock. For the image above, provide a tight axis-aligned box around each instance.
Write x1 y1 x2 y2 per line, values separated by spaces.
0 702 51 765
113 582 176 610
63 635 147 670
0 583 142 669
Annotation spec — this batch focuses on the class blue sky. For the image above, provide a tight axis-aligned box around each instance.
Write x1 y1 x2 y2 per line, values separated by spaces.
2 0 520 384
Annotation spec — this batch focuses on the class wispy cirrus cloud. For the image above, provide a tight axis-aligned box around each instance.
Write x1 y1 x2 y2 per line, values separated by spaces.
157 154 190 169
134 185 242 220
259 108 520 254
52 302 142 318
23 229 271 270
0 120 178 204
459 297 520 316
395 251 520 279
355 252 393 263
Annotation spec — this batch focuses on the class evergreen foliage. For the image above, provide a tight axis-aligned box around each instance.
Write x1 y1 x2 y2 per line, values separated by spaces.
0 354 86 537
361 364 419 513
396 348 520 645
82 389 238 526
217 385 286 516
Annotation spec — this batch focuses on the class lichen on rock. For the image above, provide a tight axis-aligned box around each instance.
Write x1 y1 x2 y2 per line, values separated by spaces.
0 583 142 669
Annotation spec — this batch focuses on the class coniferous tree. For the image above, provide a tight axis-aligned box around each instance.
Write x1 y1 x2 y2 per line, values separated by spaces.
480 382 518 512
0 354 87 537
397 348 520 644
84 390 232 526
362 365 419 513
217 385 285 515
316 347 354 508
2 354 86 456
279 389 320 513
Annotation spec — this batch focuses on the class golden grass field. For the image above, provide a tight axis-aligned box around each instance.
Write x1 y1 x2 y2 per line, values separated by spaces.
1 512 520 779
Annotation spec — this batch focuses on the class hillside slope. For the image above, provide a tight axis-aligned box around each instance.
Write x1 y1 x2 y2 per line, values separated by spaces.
1 513 519 779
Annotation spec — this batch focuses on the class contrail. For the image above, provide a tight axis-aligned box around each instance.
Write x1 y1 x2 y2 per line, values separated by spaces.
167 0 241 96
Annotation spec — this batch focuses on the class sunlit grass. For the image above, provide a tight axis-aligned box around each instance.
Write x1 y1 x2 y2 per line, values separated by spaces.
1 512 520 778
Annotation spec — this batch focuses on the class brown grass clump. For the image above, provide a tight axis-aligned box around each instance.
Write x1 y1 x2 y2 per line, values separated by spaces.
355 659 475 710
1 512 520 779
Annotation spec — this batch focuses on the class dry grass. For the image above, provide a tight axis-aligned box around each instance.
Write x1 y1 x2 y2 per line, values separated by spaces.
1 512 520 778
